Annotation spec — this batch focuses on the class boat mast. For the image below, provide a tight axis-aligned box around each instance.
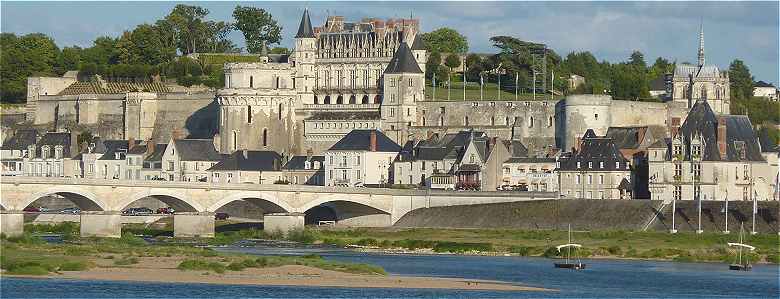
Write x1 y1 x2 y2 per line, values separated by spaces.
567 224 572 264
738 223 744 265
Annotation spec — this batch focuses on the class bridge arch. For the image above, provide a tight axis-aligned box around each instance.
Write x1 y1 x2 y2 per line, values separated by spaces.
300 194 392 226
22 186 108 211
207 191 293 213
298 194 391 214
116 189 205 212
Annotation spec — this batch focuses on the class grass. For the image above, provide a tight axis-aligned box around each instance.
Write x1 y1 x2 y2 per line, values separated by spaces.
177 255 386 275
311 227 780 263
425 79 561 102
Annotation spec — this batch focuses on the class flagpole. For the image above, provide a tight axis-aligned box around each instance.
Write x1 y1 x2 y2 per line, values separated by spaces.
463 56 466 101
532 71 536 101
497 70 501 101
515 73 518 101
724 190 729 234
480 73 483 101
432 72 436 101
751 164 757 235
671 197 677 234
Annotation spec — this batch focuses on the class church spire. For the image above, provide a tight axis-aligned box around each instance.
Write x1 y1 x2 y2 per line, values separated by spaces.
296 8 315 38
697 21 705 67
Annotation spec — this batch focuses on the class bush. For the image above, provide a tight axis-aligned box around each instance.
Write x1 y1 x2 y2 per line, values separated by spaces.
433 242 493 253
59 261 88 271
302 254 322 260
6 265 49 275
226 262 246 271
114 257 139 266
177 259 225 274
509 246 531 256
5 233 45 245
355 238 379 247
287 229 316 244
607 245 623 256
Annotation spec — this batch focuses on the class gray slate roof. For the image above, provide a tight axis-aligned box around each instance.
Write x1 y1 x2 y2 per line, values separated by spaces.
144 144 167 162
558 129 630 171
606 127 644 149
208 150 281 172
384 42 423 74
307 111 380 120
295 9 315 38
1 129 37 151
674 64 721 78
329 130 401 152
32 132 73 158
678 100 764 162
410 34 425 50
283 155 325 170
754 81 775 88
173 139 221 161
98 140 140 160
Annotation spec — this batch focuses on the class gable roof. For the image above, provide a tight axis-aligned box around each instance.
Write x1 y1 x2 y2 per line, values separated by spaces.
173 139 221 161
1 129 37 150
329 130 401 152
677 100 763 162
31 132 74 158
410 34 425 50
754 81 775 88
283 155 325 170
145 144 167 162
295 8 315 38
384 42 423 74
208 150 281 172
98 140 140 160
558 131 629 171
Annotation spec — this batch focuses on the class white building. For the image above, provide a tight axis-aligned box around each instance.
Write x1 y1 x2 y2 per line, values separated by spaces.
325 129 401 187
22 132 80 178
753 81 778 101
161 138 222 182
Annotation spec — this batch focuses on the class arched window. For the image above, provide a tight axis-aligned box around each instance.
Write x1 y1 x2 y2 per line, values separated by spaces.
490 116 495 126
314 95 319 104
324 96 331 104
247 105 252 124
262 128 268 147
548 116 553 127
700 85 707 99
362 95 369 104
337 95 344 104
232 131 238 152
278 103 283 120
349 95 356 104
249 76 254 88
464 116 469 126
529 116 534 128
505 117 510 125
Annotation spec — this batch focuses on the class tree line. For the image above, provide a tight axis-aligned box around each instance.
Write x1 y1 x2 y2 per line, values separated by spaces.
1 4 283 103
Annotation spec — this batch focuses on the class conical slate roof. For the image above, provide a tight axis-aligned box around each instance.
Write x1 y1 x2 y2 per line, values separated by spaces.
384 42 423 74
295 9 314 38
410 34 425 50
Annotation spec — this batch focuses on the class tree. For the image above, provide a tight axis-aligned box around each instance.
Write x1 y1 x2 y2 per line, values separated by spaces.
729 59 753 100
628 51 647 71
270 47 289 54
444 53 461 72
425 51 442 79
232 6 282 54
421 28 468 54
56 46 82 74
167 4 211 54
1 33 60 103
206 21 236 53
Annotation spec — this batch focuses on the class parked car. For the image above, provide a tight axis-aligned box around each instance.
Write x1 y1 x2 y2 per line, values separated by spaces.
123 207 154 215
23 206 40 212
60 207 81 214
215 212 229 220
156 207 175 214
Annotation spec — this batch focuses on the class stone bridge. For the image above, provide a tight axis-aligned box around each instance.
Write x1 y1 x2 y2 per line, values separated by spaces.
0 177 555 238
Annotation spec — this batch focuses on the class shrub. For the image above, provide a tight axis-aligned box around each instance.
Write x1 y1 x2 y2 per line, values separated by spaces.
177 259 225 274
226 262 246 271
607 245 623 255
5 233 45 245
114 257 139 266
302 254 322 260
509 246 531 256
59 261 88 271
287 229 316 244
6 265 49 275
355 238 379 246
433 242 493 253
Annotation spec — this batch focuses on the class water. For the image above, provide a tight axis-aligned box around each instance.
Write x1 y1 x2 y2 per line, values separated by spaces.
2 242 778 298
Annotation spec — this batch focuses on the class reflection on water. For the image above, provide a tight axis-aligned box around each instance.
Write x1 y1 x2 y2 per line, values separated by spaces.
3 240 777 298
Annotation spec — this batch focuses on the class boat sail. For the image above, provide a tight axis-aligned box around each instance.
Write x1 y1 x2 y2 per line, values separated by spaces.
728 223 754 271
554 225 586 270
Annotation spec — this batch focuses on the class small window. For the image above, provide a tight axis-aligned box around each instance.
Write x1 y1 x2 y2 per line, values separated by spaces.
594 113 599 120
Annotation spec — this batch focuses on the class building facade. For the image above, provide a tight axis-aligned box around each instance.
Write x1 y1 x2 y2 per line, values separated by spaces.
324 129 401 186
558 129 633 199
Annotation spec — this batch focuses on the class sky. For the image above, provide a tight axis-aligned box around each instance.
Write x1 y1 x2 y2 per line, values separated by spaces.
2 1 778 85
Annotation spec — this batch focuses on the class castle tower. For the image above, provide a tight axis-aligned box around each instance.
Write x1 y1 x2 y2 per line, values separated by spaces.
697 23 705 68
410 33 427 74
381 42 424 145
294 8 316 105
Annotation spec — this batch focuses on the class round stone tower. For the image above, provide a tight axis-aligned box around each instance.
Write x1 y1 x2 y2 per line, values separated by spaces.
563 94 612 150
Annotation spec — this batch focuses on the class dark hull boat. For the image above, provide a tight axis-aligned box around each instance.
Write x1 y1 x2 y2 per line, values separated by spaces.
729 264 751 271
554 262 586 270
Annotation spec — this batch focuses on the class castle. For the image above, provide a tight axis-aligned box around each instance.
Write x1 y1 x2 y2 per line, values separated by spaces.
20 9 735 159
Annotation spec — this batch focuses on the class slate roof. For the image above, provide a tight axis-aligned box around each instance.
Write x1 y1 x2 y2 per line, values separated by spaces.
606 127 645 149
208 150 281 172
173 139 221 161
58 81 169 95
283 155 325 170
558 129 630 171
144 144 167 162
505 157 556 163
754 81 775 88
295 9 315 38
677 100 764 162
617 178 632 190
329 130 401 152
307 111 381 120
384 42 423 74
410 34 425 50
98 140 140 160
674 64 721 78
1 129 37 150
31 132 73 158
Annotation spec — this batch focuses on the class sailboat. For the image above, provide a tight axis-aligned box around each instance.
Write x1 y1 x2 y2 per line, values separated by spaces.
728 223 755 271
554 225 586 270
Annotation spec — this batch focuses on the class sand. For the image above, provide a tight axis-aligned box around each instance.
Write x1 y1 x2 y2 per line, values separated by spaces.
6 256 551 292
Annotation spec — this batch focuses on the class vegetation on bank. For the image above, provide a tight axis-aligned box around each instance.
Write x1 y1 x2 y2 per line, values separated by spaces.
0 225 385 276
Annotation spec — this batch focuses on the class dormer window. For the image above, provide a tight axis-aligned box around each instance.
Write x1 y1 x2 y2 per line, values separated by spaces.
616 162 620 169
588 162 593 169
54 147 63 159
41 146 50 159
576 161 581 169
599 161 604 169
304 161 311 170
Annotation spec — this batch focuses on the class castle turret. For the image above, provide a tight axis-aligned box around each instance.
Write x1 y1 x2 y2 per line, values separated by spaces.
410 33 427 74
294 8 316 105
381 42 424 145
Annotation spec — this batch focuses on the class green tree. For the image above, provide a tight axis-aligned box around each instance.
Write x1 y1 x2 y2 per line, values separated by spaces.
270 47 289 54
56 46 82 74
206 21 236 53
232 6 282 54
425 51 442 79
0 33 60 103
421 28 468 54
167 4 211 54
729 59 754 100
81 36 120 66
444 53 461 72
628 50 647 70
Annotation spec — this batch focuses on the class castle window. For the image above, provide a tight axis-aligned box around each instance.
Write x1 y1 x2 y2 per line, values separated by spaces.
409 78 413 87
275 77 280 89
594 114 599 120
390 78 396 87
528 117 534 128
247 106 252 124
249 76 254 88
464 116 469 126
349 95 356 104
362 95 369 104
505 117 510 125
314 95 319 104
674 186 681 201
324 96 331 104
278 103 283 120
422 117 426 126
439 117 444 126
491 116 495 126
389 108 395 117
390 94 395 102
232 131 238 152
407 108 411 116
262 128 268 147
292 77 296 89
337 95 344 104
548 116 553 127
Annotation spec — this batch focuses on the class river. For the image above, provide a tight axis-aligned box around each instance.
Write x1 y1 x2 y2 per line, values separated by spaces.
2 242 778 298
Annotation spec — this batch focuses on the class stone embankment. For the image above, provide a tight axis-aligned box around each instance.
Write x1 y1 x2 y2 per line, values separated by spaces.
394 199 779 234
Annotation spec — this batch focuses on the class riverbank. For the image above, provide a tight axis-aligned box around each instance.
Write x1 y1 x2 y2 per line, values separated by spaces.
0 233 547 292
312 227 780 264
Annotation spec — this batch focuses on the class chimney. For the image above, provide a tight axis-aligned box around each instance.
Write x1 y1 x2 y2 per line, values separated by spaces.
369 130 377 152
574 136 582 152
128 137 135 151
145 140 154 157
718 117 727 156
242 149 248 159
670 117 681 137
306 148 313 160
69 131 79 158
